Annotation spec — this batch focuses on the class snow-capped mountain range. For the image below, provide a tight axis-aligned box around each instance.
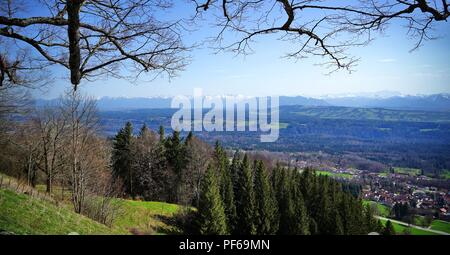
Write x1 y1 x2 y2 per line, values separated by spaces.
36 92 450 112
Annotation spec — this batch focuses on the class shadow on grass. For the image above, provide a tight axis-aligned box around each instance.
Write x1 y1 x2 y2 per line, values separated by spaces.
153 214 183 235
154 208 198 235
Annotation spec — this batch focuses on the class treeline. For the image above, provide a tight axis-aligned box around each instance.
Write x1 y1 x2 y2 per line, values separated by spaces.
111 121 212 206
193 149 386 235
109 121 387 235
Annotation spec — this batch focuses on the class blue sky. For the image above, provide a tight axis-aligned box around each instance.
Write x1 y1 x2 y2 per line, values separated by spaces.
35 1 450 99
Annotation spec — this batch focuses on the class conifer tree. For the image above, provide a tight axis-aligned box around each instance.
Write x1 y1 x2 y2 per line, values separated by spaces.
316 177 333 234
277 168 296 234
158 125 165 142
230 151 241 200
331 209 345 235
291 169 310 235
271 164 284 203
214 141 237 233
382 220 396 235
364 204 380 233
254 161 278 234
235 155 256 235
164 130 186 202
112 121 134 196
139 123 149 137
197 165 228 235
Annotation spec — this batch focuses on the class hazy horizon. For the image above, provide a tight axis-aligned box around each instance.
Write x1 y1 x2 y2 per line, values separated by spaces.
35 89 450 100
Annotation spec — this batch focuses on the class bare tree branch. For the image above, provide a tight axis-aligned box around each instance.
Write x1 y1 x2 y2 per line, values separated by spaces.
0 0 190 90
193 0 449 71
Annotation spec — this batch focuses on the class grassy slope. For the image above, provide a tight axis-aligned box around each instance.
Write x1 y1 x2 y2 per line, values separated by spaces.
0 189 118 235
0 188 183 235
112 199 183 235
379 218 437 235
430 220 450 234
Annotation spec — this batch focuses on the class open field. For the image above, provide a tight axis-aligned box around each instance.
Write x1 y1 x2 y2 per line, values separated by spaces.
430 220 450 234
378 218 438 235
316 170 353 179
393 167 421 176
363 200 390 217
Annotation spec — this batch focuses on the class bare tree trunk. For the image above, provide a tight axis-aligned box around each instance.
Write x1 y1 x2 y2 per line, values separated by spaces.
61 179 65 201
46 171 52 194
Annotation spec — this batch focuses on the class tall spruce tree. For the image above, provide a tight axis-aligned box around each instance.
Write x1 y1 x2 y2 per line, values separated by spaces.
112 121 134 196
364 205 382 234
214 141 237 233
291 169 310 235
254 160 278 234
139 123 148 137
235 155 256 235
197 165 228 235
277 168 297 234
158 125 165 142
164 130 186 203
230 151 241 201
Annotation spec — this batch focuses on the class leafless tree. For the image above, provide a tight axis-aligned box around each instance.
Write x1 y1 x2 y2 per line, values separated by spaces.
0 0 189 90
60 90 99 213
1 121 42 186
193 0 449 71
82 136 122 226
183 135 212 206
33 105 66 193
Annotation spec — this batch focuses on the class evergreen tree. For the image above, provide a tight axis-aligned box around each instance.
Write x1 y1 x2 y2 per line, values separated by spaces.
299 167 317 216
277 168 296 234
164 130 186 202
316 177 333 234
382 220 396 235
254 161 278 234
158 125 165 142
230 151 241 201
214 141 237 233
331 209 344 235
112 121 134 196
197 165 228 235
132 125 170 201
291 169 310 234
235 155 256 235
364 204 380 233
271 164 284 203
139 123 148 137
